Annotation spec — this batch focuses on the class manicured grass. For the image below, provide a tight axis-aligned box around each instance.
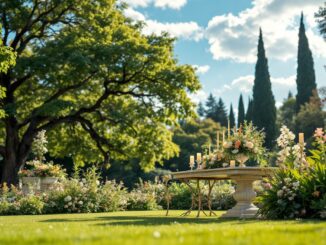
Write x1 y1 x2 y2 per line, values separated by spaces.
0 210 325 245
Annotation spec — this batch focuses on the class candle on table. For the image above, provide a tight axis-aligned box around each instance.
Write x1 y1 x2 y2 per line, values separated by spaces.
196 153 202 162
190 155 195 164
230 160 236 167
299 133 304 144
189 155 195 169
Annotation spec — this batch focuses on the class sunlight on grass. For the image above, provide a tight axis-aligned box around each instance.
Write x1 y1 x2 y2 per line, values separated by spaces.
0 211 325 245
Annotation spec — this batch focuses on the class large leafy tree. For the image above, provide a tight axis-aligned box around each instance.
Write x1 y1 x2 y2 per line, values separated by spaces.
164 118 221 171
0 27 16 118
0 0 200 184
252 29 277 149
237 94 245 127
296 13 317 112
277 92 296 132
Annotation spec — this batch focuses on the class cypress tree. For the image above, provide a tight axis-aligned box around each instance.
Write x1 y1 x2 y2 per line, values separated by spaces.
237 94 245 127
197 102 205 117
205 93 217 121
229 104 235 128
216 98 228 127
295 13 317 112
246 98 254 122
252 29 277 149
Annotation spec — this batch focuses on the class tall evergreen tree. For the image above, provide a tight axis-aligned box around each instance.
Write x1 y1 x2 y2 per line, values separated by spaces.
216 98 228 127
315 3 326 40
246 98 254 122
229 104 235 128
237 94 245 127
295 13 317 112
197 102 205 117
252 29 277 149
205 93 218 121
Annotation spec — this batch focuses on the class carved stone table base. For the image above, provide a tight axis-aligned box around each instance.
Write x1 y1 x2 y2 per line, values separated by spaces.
222 176 259 218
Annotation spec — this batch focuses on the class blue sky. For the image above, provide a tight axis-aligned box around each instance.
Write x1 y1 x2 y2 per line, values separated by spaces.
124 0 326 114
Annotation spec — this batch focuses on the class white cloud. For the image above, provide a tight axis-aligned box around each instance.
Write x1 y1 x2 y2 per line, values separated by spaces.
123 0 187 10
190 90 208 104
123 7 146 21
205 0 325 63
271 75 296 87
192 65 210 74
214 74 296 97
124 8 204 41
143 20 204 41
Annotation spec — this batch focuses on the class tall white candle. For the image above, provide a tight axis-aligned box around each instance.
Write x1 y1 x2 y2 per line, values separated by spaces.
196 153 202 162
299 133 304 144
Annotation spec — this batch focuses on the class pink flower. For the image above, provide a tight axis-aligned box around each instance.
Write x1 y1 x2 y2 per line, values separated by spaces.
314 128 324 138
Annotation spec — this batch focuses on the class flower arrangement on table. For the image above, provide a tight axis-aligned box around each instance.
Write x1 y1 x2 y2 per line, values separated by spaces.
222 122 266 167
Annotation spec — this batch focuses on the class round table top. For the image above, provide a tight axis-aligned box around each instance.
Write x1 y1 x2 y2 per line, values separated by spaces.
171 167 278 180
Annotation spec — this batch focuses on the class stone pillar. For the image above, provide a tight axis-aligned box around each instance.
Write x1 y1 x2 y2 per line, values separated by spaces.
222 175 260 218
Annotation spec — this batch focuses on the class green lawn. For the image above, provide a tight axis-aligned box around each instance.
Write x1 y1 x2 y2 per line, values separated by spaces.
0 210 325 245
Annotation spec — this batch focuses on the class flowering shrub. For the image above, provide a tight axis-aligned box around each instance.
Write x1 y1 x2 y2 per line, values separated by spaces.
127 179 164 210
276 126 306 168
0 184 43 215
258 128 326 219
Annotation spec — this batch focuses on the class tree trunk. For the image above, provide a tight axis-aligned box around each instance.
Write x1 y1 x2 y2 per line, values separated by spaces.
1 121 24 185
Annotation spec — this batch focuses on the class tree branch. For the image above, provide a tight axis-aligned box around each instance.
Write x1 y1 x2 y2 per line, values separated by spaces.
9 74 32 93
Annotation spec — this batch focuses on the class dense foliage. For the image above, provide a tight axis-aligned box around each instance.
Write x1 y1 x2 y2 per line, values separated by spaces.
295 14 317 113
0 170 236 215
258 128 326 219
237 94 245 127
252 29 277 149
0 0 200 184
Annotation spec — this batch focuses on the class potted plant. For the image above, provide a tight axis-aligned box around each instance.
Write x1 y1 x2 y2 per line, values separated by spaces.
18 169 41 194
19 130 66 192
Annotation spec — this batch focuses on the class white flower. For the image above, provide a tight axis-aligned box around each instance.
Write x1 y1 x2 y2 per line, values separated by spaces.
96 180 100 186
277 190 283 197
288 196 294 201
64 205 68 209
231 149 239 154
293 182 300 188
64 196 72 202
82 178 87 183
68 202 72 206
78 201 83 205
245 141 254 149
284 178 291 184
223 141 232 148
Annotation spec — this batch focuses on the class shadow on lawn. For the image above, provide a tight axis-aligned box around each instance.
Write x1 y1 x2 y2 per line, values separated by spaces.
40 215 257 226
40 215 326 227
